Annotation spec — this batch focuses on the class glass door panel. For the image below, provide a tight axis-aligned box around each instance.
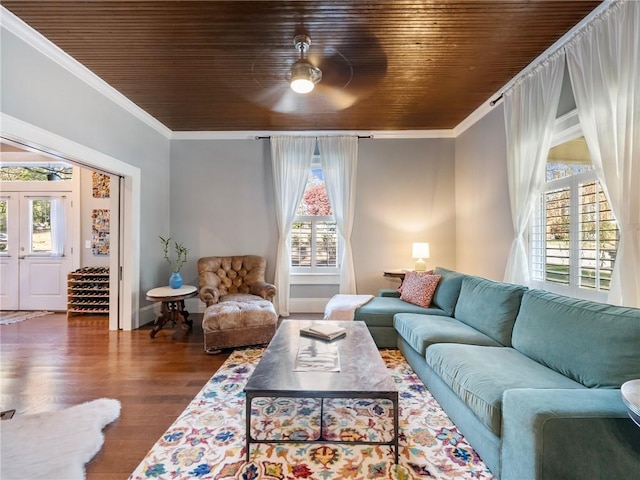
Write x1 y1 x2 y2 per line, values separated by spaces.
0 198 8 254
29 198 53 254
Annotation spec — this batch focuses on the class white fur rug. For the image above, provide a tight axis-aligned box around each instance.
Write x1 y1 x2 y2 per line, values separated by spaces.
0 398 120 480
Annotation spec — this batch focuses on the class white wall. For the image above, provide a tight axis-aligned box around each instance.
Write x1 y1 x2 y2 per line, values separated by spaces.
355 138 457 294
169 139 278 288
1 27 170 321
455 105 514 281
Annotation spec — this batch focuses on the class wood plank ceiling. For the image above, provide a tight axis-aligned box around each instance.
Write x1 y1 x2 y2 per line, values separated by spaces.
3 1 603 132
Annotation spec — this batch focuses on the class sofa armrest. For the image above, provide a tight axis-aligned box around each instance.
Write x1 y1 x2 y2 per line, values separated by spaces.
250 281 276 302
502 388 640 480
378 289 400 298
199 284 220 306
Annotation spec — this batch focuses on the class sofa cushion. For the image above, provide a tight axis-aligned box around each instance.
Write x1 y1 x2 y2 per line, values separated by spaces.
394 313 502 356
378 289 401 298
220 293 264 303
431 267 465 316
512 289 640 388
203 300 277 331
426 344 586 435
454 276 527 346
399 272 441 308
354 296 448 327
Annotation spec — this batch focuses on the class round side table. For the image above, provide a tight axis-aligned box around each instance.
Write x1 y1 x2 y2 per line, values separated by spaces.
146 285 198 338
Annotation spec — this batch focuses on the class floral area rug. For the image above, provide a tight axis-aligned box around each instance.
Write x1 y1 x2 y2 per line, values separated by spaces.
129 348 494 479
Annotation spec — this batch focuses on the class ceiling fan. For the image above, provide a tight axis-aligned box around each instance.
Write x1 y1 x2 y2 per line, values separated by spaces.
289 35 323 94
243 31 387 115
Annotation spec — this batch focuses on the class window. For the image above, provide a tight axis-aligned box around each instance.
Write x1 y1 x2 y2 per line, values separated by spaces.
0 163 72 181
290 161 339 275
0 199 7 252
531 133 619 299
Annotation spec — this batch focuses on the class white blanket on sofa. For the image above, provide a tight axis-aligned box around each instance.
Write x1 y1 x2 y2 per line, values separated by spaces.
323 294 374 320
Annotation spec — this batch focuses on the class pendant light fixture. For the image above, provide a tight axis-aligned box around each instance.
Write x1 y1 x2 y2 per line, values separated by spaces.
290 35 322 94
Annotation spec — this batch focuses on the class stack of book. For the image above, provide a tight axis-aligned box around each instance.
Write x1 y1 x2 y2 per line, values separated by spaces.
300 324 347 341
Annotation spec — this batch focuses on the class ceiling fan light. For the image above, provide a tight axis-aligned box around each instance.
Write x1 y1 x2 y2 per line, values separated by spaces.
290 60 321 94
291 77 315 94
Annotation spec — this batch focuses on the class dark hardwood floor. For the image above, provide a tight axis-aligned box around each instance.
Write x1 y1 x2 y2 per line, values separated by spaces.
0 312 232 479
1 310 324 479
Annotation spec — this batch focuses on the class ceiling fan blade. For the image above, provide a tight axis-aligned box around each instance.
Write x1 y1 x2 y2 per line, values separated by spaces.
253 85 301 114
237 28 387 114
312 83 359 111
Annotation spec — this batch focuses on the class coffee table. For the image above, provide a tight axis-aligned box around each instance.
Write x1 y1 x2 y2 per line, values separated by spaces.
244 319 399 463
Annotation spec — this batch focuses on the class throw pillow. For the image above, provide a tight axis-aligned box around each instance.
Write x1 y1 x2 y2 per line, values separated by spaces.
397 269 433 294
400 272 442 308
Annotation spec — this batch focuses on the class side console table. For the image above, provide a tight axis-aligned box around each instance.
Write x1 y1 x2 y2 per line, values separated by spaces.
146 285 197 338
621 379 640 427
383 269 411 286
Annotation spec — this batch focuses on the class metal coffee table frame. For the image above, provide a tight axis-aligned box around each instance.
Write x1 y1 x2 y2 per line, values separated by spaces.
244 320 399 463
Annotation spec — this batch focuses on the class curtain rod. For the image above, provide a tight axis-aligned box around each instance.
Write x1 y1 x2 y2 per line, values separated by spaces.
490 93 504 106
255 135 373 140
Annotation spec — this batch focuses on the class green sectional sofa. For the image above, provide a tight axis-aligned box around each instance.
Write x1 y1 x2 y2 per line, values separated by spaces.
354 267 640 480
354 267 466 347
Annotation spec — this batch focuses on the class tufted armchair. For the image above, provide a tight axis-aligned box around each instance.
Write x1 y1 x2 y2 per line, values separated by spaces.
198 255 276 306
198 255 277 354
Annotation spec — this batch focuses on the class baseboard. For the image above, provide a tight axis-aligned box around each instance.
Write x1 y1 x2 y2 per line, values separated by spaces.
289 297 329 314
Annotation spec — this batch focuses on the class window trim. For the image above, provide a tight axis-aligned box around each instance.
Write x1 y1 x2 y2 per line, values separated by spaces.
529 110 615 303
289 159 341 281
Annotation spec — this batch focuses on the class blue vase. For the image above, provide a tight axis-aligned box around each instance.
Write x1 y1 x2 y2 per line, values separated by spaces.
169 271 183 289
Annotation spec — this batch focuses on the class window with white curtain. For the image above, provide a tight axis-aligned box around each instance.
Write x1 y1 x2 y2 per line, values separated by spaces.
530 131 619 300
290 158 340 276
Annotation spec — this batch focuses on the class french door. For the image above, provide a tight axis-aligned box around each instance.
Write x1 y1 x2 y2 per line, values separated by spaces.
0 192 73 311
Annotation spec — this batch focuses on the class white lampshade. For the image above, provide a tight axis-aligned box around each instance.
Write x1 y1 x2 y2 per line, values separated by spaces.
412 242 430 271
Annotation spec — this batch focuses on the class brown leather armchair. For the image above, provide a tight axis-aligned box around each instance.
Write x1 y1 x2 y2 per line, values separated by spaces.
198 255 277 353
198 255 276 306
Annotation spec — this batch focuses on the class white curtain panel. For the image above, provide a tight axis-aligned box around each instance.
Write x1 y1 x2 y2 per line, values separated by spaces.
270 136 316 316
503 52 566 285
566 0 640 307
50 197 66 256
318 136 359 294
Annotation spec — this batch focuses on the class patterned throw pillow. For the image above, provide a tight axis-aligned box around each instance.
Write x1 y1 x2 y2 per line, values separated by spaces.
400 272 442 308
397 269 433 294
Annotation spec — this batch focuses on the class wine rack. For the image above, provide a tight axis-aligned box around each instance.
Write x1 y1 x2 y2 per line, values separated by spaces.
67 267 110 316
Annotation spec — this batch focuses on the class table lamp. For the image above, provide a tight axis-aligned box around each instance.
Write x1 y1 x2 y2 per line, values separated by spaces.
412 242 430 271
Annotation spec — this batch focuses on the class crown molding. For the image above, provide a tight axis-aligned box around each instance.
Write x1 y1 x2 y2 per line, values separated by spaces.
171 129 456 140
453 98 497 137
1 6 172 140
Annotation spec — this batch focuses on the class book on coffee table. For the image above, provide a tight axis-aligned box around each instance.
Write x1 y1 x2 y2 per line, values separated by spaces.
300 324 347 341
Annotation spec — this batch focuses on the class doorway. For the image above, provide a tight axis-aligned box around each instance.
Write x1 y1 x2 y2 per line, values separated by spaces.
0 191 74 310
1 138 127 330
1 116 140 331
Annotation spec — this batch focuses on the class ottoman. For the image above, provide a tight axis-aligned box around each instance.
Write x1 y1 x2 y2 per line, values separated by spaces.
202 298 277 354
